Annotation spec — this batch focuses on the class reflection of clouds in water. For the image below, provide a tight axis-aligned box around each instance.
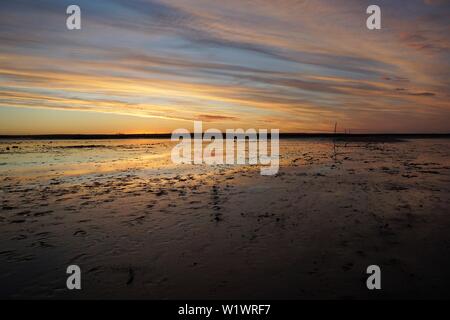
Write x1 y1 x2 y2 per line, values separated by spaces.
1 138 450 298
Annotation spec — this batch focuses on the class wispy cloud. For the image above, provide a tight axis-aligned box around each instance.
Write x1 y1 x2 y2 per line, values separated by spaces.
0 0 449 133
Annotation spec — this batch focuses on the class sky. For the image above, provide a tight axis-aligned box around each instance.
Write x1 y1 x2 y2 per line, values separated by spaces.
0 0 449 134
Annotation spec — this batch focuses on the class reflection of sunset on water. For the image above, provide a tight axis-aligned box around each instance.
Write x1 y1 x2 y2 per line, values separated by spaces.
1 138 450 298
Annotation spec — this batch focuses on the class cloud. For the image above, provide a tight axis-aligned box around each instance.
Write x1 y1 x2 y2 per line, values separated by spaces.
197 114 239 122
408 92 436 96
0 0 449 133
424 0 450 5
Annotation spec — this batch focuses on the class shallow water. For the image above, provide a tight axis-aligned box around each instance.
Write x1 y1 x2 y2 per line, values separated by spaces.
1 138 449 299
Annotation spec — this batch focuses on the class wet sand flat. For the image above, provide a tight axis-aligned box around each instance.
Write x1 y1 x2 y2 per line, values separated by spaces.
0 138 449 299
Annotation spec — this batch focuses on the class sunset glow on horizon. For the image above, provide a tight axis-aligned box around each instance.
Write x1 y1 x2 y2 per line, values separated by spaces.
1 0 449 134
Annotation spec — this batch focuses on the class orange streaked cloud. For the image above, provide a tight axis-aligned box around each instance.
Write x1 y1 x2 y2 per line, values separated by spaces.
0 0 449 134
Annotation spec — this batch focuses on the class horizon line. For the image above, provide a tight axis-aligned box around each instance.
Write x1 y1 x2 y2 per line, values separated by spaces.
1 133 450 140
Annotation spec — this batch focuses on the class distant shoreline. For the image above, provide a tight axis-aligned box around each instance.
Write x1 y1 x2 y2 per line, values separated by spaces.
0 133 449 141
